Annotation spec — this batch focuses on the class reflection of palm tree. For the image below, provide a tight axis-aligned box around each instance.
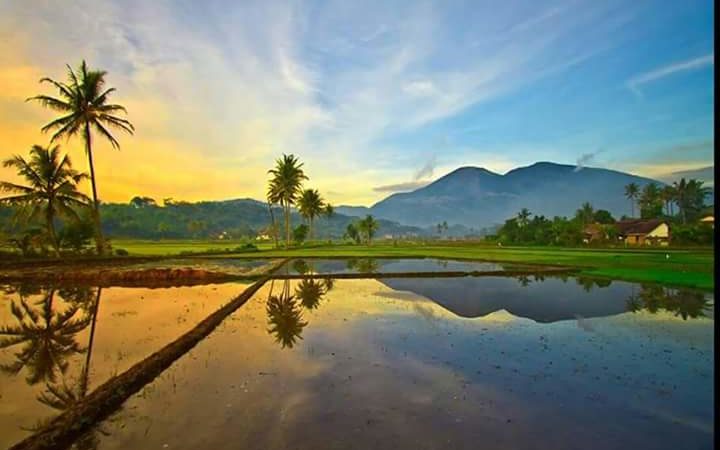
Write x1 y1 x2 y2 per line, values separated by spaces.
37 287 105 449
626 285 711 320
0 289 90 384
292 259 311 275
266 281 307 349
354 258 379 273
322 277 335 292
576 277 595 292
295 279 326 310
667 290 711 320
516 275 532 287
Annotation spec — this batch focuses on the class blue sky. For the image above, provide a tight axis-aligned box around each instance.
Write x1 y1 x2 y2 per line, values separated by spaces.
0 0 714 204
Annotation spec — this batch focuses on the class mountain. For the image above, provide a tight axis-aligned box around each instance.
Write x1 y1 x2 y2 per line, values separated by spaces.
338 162 663 228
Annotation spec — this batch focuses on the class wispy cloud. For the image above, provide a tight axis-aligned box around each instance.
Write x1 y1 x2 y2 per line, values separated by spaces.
373 180 431 193
573 148 604 172
627 53 714 95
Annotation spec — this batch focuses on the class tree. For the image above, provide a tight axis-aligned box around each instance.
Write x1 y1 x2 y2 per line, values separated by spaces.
673 178 711 224
516 208 532 227
624 183 639 218
267 154 307 249
661 185 676 217
344 222 361 244
129 196 156 208
1 145 90 257
358 215 379 244
292 223 308 244
297 188 325 240
265 185 280 248
639 183 663 219
576 202 595 225
28 60 134 255
593 209 615 224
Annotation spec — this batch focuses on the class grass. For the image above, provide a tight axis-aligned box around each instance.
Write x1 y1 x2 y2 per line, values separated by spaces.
110 239 274 255
112 239 714 290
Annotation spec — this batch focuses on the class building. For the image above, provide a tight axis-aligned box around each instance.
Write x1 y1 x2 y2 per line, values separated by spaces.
616 219 670 246
582 223 607 243
700 215 714 227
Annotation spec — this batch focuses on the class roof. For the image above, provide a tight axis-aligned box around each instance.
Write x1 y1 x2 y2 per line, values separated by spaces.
616 219 666 235
582 224 605 236
700 215 714 222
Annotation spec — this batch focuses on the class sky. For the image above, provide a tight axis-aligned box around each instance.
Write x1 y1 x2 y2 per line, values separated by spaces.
0 0 714 206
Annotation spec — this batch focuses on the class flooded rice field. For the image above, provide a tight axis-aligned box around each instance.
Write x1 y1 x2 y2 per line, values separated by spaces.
0 260 713 449
279 257 513 274
0 282 250 447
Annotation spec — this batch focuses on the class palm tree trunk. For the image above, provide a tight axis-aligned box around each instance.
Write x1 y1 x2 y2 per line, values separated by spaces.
630 199 635 218
284 203 290 249
85 124 105 255
46 207 60 258
267 202 278 248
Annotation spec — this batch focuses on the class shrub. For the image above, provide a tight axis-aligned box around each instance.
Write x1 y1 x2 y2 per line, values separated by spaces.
115 248 129 256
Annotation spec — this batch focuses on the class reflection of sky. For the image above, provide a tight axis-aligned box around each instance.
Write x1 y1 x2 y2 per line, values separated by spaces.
85 279 713 450
0 283 249 448
281 258 506 275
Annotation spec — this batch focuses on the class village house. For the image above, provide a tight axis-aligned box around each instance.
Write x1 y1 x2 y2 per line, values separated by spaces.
616 219 670 246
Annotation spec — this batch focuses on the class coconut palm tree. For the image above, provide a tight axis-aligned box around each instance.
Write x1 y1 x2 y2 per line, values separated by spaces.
297 188 325 241
516 208 532 227
661 185 676 217
639 183 663 218
0 289 91 385
674 178 711 224
27 60 134 255
267 154 308 249
1 145 90 257
624 183 639 218
358 215 379 245
265 187 280 248
576 202 595 225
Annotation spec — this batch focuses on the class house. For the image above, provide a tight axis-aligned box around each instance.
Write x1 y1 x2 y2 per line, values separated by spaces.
616 219 670 246
700 215 714 227
582 223 607 243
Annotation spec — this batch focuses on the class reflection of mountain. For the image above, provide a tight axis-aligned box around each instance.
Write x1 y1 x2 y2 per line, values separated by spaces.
378 276 633 322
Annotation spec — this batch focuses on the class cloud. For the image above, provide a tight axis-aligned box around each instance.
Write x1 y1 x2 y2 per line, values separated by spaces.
573 149 604 172
627 53 714 95
656 166 714 186
373 180 431 193
413 155 437 180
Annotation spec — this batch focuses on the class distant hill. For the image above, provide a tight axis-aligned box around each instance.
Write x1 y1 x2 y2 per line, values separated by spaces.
0 199 425 240
337 162 663 228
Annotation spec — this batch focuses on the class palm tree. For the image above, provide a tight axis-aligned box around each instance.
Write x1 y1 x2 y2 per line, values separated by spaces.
265 187 280 248
358 215 379 245
576 202 595 225
297 188 325 241
27 60 134 255
639 183 663 218
1 145 90 257
267 154 308 249
516 208 531 227
624 183 639 218
0 289 91 385
661 185 676 217
674 178 711 224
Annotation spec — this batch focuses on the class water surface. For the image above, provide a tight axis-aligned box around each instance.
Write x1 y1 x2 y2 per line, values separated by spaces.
68 275 713 450
280 258 510 275
0 282 250 447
